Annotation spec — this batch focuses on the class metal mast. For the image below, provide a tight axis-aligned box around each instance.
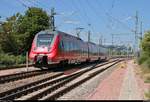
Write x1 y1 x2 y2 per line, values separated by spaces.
134 11 139 57
49 8 56 31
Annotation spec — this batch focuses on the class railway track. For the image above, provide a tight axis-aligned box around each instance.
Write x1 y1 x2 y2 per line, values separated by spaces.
0 59 122 100
0 69 52 84
0 59 106 84
0 64 33 70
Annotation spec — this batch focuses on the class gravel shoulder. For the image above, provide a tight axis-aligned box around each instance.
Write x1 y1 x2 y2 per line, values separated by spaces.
132 61 150 100
57 61 122 100
58 60 146 100
87 61 126 100
119 60 142 100
0 67 39 77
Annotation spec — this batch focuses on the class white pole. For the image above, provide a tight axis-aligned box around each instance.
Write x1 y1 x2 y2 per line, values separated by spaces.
26 51 28 71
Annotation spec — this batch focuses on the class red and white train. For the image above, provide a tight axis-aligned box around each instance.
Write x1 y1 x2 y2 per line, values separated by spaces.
29 30 108 66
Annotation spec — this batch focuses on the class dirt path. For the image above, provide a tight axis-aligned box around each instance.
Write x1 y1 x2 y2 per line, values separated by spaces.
119 60 143 100
87 61 127 100
87 60 144 100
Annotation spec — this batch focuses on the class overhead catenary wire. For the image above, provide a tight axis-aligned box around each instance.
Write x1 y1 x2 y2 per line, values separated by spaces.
29 0 51 14
25 0 39 7
95 0 134 32
17 0 29 8
86 0 104 23
66 0 91 37
71 0 90 25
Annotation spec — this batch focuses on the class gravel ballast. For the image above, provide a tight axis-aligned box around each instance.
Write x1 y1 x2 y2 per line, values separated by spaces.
0 72 59 93
57 61 121 100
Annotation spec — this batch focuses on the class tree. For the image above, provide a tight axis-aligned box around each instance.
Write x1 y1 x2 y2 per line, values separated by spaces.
0 7 50 55
138 31 150 66
0 14 21 54
141 31 150 56
17 7 50 53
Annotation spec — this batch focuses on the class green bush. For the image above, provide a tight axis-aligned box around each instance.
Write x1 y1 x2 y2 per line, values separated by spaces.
0 53 26 67
143 58 150 68
138 52 149 65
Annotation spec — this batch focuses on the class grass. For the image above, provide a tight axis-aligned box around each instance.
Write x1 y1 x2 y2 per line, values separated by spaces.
0 54 26 68
118 61 127 69
137 60 150 100
140 64 150 83
145 90 150 100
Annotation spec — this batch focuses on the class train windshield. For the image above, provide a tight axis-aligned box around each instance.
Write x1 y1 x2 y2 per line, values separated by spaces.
37 34 54 47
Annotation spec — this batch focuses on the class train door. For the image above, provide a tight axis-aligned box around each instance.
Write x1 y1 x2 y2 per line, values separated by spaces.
58 36 64 61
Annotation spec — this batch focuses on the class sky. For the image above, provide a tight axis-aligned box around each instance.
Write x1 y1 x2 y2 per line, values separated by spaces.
0 0 150 48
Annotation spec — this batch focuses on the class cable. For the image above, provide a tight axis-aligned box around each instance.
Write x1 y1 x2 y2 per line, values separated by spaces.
106 13 134 32
86 0 103 22
71 0 89 25
25 0 39 7
108 0 116 14
94 0 133 32
17 0 29 8
31 0 51 13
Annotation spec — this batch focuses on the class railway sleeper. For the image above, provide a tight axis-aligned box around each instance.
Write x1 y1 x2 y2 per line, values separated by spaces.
0 73 64 98
0 71 83 100
46 60 121 100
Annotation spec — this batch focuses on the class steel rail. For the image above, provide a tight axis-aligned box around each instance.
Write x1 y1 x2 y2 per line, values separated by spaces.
0 69 51 84
0 59 122 100
0 72 64 98
0 64 33 70
47 60 121 100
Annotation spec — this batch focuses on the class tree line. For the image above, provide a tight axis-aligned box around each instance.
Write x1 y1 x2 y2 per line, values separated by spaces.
139 31 150 70
0 7 50 66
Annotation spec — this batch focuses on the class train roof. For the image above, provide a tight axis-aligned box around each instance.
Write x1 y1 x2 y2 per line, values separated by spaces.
37 29 83 41
37 30 108 48
37 29 58 35
87 42 108 48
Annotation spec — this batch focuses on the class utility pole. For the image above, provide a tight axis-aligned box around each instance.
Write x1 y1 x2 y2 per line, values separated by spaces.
134 11 139 57
99 37 102 45
140 21 143 41
139 21 143 57
100 35 103 45
111 34 114 56
88 30 91 42
98 36 103 56
26 51 28 71
112 34 114 47
49 8 56 31
88 24 91 59
88 30 91 59
88 24 91 42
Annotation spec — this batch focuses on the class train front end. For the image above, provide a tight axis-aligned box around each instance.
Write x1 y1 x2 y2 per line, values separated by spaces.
29 31 59 66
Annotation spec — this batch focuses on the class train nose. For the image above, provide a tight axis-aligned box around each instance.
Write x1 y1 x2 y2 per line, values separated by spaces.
35 55 48 65
37 46 48 52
